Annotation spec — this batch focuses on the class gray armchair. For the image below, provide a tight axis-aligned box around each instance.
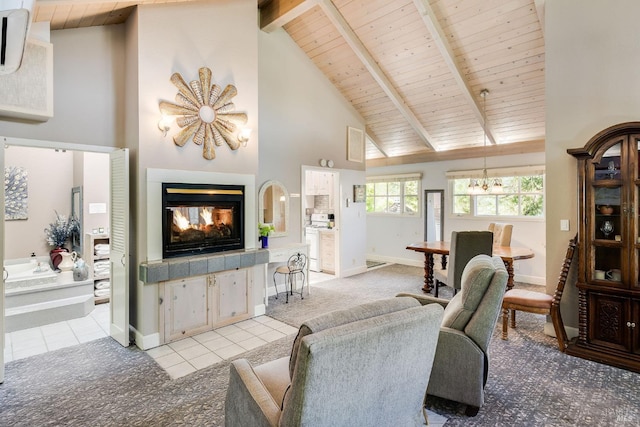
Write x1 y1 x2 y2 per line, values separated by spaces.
399 254 508 416
433 230 493 297
225 298 444 427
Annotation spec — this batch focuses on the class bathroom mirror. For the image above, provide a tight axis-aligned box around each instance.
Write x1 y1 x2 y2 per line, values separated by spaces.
259 180 289 237
71 186 83 253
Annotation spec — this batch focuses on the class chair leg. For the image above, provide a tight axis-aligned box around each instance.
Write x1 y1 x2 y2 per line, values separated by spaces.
502 308 509 340
434 280 439 298
510 309 516 328
550 307 567 352
465 405 480 416
272 272 279 299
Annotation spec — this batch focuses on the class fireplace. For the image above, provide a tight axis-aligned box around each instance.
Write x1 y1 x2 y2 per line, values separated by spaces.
162 183 245 258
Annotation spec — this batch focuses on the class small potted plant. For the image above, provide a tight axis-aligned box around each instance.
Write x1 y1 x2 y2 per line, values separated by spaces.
258 223 275 248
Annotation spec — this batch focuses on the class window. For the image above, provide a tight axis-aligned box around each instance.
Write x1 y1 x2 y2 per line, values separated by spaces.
366 173 421 216
449 166 544 218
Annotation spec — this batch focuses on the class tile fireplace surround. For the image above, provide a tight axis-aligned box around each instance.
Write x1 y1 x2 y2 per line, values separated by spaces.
139 249 269 284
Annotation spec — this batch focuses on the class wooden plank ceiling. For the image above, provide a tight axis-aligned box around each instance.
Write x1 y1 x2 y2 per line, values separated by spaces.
27 0 546 166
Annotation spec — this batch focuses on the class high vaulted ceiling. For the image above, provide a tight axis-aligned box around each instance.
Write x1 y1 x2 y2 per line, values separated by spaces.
29 0 546 166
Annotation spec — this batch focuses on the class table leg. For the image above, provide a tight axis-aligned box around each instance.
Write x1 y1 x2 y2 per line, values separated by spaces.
503 260 515 291
421 253 434 293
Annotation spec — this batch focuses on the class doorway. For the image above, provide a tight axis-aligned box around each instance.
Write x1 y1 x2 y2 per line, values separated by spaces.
302 167 340 281
1 142 126 376
424 189 444 242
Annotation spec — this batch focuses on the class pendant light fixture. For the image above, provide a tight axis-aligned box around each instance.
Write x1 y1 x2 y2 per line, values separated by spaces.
468 89 502 194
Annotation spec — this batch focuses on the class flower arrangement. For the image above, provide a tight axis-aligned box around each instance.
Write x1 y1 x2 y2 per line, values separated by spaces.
258 223 275 237
44 212 79 248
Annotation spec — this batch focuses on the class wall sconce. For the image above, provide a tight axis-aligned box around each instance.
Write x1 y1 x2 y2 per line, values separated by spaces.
319 159 334 168
238 127 252 147
158 114 171 137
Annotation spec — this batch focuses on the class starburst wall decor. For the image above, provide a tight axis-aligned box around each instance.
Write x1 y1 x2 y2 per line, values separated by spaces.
159 67 248 160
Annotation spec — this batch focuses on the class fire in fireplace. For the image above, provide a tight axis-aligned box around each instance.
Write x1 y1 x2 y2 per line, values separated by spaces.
162 183 244 258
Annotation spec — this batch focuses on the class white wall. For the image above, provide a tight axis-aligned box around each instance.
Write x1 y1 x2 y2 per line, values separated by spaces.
81 152 110 236
0 25 125 147
367 152 546 284
131 0 259 339
4 146 73 259
257 27 368 279
258 27 366 249
546 0 640 328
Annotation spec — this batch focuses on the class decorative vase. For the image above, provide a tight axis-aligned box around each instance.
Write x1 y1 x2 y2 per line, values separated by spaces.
73 258 89 281
58 251 77 272
50 247 68 269
261 236 269 249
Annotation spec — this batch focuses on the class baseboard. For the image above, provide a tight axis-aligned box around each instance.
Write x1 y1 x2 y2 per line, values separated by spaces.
366 254 422 268
366 254 545 285
514 273 544 285
544 322 579 340
254 303 266 317
341 265 367 277
133 328 160 350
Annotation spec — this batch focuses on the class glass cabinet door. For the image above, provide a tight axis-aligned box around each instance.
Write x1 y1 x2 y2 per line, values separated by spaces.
591 142 625 286
633 137 640 290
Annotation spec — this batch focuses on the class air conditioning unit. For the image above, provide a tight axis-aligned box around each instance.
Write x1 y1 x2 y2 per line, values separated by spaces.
0 0 35 75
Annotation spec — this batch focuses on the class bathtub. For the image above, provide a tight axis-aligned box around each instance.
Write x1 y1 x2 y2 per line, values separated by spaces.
4 258 58 291
3 257 95 332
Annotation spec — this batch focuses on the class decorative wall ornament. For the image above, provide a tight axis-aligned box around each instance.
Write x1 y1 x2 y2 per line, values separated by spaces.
4 166 28 220
159 67 248 160
347 126 364 163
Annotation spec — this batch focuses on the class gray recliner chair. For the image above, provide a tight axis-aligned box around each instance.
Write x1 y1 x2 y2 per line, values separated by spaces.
399 254 508 416
433 230 493 297
224 298 444 427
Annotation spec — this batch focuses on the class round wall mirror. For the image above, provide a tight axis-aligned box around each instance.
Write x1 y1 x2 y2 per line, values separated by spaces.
259 180 289 237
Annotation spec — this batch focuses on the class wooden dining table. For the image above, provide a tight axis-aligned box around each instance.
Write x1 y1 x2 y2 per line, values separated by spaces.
406 241 535 293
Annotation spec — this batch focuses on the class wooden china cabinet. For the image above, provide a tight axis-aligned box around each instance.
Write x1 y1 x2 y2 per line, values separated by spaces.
567 122 640 373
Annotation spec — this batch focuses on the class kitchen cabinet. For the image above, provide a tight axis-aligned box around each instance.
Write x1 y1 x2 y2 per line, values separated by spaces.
320 230 335 274
567 123 640 372
306 171 334 195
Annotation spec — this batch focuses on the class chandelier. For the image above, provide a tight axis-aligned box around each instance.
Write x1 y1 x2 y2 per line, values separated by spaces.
468 89 502 194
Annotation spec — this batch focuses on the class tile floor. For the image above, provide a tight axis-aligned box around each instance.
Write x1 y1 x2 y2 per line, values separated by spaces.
4 302 110 363
146 316 298 379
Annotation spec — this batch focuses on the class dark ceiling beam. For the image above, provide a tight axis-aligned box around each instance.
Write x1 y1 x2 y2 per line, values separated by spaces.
259 0 318 33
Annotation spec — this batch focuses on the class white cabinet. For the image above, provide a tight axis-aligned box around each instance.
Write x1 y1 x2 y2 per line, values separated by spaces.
161 267 253 343
320 231 335 274
306 171 334 195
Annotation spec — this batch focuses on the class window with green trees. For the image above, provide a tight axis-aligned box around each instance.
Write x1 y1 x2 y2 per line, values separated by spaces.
451 172 544 218
366 174 421 216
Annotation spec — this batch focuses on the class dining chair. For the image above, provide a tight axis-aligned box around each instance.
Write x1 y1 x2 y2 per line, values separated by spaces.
273 252 307 303
488 222 513 246
433 231 493 297
501 234 577 352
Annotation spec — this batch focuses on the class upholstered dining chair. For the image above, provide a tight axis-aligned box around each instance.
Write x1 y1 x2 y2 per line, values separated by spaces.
433 231 493 297
273 252 307 303
488 222 513 246
501 234 577 352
